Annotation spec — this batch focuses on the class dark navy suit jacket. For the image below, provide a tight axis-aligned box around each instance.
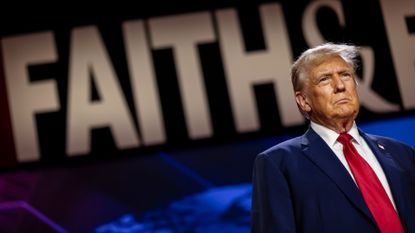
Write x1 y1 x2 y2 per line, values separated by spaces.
251 127 415 233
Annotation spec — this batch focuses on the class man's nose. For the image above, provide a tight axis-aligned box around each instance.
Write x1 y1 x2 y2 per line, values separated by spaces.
332 74 346 92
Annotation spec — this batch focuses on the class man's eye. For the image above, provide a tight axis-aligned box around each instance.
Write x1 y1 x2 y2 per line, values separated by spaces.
341 72 352 79
319 76 330 83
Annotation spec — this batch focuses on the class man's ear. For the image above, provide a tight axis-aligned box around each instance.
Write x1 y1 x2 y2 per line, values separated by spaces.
295 91 311 113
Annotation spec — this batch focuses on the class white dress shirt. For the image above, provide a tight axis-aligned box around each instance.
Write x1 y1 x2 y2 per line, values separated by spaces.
310 121 397 209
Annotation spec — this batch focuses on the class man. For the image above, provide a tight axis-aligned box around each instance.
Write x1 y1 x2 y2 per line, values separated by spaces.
251 43 415 233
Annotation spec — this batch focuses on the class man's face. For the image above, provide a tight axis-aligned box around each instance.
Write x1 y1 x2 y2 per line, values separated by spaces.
296 56 360 128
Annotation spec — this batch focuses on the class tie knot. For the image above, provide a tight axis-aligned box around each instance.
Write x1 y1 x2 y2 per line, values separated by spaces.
337 133 352 145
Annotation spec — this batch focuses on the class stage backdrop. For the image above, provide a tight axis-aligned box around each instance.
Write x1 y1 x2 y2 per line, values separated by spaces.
0 0 414 232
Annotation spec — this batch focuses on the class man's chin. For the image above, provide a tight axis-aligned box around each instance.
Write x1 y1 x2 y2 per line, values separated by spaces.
335 111 358 120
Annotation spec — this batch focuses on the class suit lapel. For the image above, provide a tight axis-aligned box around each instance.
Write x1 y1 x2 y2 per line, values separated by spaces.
301 128 377 225
360 131 409 226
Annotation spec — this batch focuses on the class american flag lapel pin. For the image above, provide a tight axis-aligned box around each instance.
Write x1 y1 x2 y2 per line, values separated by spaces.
378 144 385 150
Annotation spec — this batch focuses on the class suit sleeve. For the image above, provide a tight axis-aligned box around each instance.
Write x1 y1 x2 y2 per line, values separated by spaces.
251 152 296 233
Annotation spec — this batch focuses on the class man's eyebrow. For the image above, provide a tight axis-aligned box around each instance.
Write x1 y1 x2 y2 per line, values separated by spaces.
315 68 353 76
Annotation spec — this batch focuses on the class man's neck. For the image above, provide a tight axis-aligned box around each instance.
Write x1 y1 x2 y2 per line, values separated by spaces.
310 118 354 134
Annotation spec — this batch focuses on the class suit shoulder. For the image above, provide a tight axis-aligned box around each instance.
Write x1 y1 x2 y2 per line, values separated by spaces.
367 133 414 151
258 135 303 158
365 133 415 165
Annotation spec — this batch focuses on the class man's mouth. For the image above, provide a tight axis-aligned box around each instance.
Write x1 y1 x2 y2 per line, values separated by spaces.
335 97 351 104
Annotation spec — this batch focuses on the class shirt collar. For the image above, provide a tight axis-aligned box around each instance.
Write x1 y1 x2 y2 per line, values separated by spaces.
310 121 361 146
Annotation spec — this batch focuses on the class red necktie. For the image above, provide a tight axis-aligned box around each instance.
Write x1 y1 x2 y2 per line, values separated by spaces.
337 133 404 233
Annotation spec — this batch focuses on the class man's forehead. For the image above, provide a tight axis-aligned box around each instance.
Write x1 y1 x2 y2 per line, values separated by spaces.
311 56 353 75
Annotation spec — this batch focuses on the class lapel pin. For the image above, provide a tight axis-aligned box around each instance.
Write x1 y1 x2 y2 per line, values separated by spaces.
377 144 385 150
